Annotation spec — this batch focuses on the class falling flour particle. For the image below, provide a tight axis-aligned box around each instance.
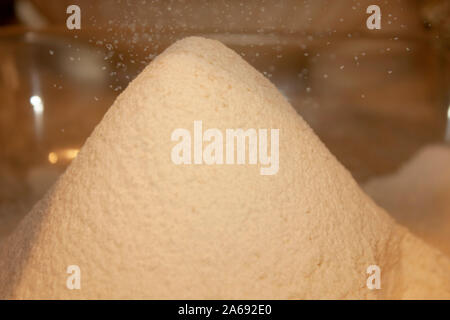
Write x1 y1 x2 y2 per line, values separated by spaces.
0 37 448 299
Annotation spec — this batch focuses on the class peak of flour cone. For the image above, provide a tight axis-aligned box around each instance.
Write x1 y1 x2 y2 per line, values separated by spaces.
0 37 447 299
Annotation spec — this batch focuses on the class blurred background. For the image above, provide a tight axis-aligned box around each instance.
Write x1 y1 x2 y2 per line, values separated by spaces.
0 0 449 237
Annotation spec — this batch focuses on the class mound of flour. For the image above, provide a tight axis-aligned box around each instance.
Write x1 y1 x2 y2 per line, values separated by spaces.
365 145 450 257
0 37 448 299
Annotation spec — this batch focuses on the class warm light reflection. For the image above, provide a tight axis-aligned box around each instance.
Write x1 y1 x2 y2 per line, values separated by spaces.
48 148 79 164
48 152 58 164
64 148 79 160
30 95 44 114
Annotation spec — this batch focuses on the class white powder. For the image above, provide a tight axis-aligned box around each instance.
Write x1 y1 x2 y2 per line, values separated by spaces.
365 145 450 257
0 37 448 299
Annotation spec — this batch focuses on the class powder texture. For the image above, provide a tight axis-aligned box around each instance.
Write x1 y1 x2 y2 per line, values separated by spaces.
365 145 450 257
0 37 449 299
